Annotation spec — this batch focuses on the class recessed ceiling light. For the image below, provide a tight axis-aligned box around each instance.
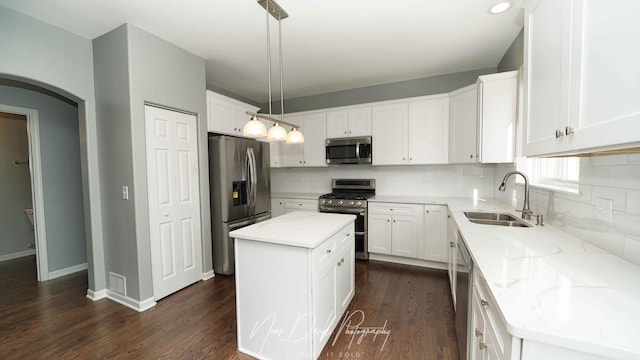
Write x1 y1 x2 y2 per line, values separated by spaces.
488 1 512 15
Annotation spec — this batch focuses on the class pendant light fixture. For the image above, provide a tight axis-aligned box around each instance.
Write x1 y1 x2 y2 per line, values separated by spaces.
243 0 304 144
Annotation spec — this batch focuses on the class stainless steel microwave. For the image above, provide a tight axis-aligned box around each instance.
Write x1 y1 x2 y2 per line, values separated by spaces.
325 136 372 165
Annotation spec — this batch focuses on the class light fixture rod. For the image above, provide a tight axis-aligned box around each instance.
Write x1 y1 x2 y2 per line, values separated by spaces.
258 0 288 20
278 13 285 119
265 0 272 116
246 111 299 130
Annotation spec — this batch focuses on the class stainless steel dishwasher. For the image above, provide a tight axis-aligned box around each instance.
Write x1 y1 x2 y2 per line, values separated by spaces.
455 231 473 360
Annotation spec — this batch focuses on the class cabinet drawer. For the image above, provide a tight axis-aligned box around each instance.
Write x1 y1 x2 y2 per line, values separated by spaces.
284 199 317 211
313 224 353 267
368 202 422 215
474 272 511 357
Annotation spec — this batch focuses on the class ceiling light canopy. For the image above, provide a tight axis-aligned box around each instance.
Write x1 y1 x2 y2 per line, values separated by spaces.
242 0 304 143
488 1 512 14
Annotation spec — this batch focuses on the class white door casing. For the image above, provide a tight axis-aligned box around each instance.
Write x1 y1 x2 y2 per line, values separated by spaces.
145 105 202 300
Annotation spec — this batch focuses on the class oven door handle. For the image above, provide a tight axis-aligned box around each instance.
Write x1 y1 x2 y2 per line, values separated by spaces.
355 141 360 160
354 231 365 236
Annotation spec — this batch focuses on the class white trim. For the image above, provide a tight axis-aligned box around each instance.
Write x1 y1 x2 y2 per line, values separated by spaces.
106 290 157 312
0 249 36 262
48 262 88 280
202 270 215 280
0 104 48 281
368 253 448 271
86 288 107 301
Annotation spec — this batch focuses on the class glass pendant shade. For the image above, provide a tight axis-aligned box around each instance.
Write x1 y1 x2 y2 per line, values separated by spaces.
243 116 267 138
286 128 305 144
267 123 288 141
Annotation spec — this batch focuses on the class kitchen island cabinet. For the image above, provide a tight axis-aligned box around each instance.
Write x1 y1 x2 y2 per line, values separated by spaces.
229 211 356 360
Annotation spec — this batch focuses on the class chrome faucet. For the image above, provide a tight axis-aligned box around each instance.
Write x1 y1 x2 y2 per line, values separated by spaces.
498 171 533 220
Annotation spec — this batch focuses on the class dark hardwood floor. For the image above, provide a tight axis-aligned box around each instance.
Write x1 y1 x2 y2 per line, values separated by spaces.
0 256 458 359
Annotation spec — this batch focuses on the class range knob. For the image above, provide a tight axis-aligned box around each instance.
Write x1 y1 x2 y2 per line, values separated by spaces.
356 201 362 207
349 201 355 207
320 199 326 205
337 200 344 206
327 200 333 205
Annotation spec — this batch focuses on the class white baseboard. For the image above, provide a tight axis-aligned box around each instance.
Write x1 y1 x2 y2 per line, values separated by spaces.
368 253 448 271
202 270 215 280
0 249 36 262
86 288 107 301
48 262 88 280
106 290 157 312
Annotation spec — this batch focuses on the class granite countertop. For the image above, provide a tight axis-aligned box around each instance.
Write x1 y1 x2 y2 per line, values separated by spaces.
229 211 356 249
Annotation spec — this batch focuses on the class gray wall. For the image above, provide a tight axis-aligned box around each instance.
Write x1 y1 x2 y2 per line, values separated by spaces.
0 84 86 271
498 29 524 72
0 115 33 257
259 68 496 113
0 5 105 290
94 24 210 301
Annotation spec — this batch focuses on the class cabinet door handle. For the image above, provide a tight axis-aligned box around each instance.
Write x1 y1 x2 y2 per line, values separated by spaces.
555 129 565 138
475 328 482 337
450 242 455 247
565 126 575 136
480 299 489 307
326 249 332 254
470 154 473 159
479 340 487 350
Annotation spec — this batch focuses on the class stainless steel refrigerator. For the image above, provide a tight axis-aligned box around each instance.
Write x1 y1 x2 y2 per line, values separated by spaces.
208 134 271 275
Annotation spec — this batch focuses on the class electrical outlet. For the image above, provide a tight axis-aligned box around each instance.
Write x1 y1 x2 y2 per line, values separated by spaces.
122 185 129 200
595 198 613 223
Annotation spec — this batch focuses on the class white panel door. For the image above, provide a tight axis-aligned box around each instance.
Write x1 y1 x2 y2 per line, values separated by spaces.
449 85 478 163
372 103 408 165
326 110 349 138
423 205 447 263
408 96 449 164
348 107 372 137
302 113 328 167
391 215 419 258
145 105 202 300
368 214 392 254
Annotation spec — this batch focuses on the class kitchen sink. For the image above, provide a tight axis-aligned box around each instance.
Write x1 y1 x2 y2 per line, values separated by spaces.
464 212 532 228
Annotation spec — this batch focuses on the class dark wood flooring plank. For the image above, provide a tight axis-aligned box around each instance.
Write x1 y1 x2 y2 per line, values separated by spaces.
0 256 458 359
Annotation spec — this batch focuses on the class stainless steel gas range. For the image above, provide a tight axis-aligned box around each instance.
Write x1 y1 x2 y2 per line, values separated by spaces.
318 179 375 260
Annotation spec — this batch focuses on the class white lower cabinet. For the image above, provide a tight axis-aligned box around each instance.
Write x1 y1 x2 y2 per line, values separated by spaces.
423 205 448 262
235 222 355 360
447 211 458 307
471 271 520 360
368 203 423 258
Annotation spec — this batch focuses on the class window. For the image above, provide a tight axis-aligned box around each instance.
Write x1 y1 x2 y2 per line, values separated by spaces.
515 157 580 193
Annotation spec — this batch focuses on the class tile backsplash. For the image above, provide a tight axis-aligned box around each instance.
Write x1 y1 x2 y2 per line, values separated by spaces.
272 164 496 198
495 154 640 266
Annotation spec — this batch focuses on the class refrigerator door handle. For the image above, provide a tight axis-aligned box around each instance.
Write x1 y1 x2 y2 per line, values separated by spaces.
249 147 257 206
245 148 252 206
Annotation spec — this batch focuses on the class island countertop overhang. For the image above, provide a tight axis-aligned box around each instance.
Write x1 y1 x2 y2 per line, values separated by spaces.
229 211 356 248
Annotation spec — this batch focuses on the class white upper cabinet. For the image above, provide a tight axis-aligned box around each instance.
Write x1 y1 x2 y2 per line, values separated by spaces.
408 95 449 164
326 107 372 138
449 85 478 163
372 95 449 166
477 71 518 163
206 90 259 136
372 103 409 165
524 0 640 156
279 113 328 167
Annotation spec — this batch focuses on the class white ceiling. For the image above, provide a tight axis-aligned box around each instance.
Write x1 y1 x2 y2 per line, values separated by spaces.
0 0 523 103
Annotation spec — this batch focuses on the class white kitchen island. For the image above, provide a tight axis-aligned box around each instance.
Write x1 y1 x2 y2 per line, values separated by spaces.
229 211 356 360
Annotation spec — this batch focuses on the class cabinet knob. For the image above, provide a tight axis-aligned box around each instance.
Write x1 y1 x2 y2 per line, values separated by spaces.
387 219 390 223
348 131 351 134
326 249 332 254
393 219 396 223
403 157 406 161
409 157 412 161
450 242 455 247
475 328 482 337
480 299 489 307
470 154 473 159
344 131 347 134
565 126 575 136
426 210 430 214
555 129 565 138
479 340 487 350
